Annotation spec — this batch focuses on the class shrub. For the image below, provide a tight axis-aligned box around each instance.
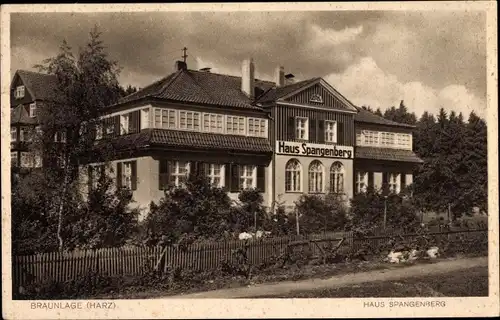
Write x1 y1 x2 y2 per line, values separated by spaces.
294 194 348 234
143 173 233 245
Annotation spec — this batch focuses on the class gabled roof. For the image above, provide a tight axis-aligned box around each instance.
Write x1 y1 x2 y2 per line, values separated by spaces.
255 77 358 112
14 70 57 101
10 104 37 125
117 69 275 110
356 146 423 163
255 78 320 103
354 106 416 129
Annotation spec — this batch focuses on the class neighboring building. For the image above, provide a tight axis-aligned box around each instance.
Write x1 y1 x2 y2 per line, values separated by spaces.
353 107 423 194
10 70 61 171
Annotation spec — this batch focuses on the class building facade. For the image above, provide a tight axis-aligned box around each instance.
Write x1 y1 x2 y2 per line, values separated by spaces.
10 70 62 171
353 108 423 194
10 59 423 218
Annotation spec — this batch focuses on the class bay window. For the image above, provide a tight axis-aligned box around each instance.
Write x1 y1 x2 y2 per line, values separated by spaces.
226 116 246 135
203 113 224 133
154 108 176 129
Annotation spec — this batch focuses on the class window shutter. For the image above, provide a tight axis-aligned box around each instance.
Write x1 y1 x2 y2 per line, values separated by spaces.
317 120 325 143
309 119 317 142
257 166 266 192
114 116 120 137
382 172 388 195
88 166 93 193
337 122 344 145
368 172 374 189
401 173 406 189
230 164 240 192
128 112 135 134
158 160 169 190
287 117 295 140
116 162 122 189
131 161 137 191
198 162 207 177
224 163 231 190
128 110 141 134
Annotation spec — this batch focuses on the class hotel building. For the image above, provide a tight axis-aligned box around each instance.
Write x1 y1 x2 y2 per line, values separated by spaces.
10 59 423 217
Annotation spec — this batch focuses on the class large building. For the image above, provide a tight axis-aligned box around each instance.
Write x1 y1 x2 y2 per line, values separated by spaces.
10 59 423 216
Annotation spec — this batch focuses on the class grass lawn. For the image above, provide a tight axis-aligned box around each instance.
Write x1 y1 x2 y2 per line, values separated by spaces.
250 266 488 298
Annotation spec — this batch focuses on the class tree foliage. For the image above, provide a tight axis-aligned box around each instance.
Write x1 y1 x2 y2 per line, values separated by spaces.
12 26 138 253
379 101 488 217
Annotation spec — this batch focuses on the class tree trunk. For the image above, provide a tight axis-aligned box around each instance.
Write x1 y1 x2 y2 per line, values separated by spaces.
56 162 71 252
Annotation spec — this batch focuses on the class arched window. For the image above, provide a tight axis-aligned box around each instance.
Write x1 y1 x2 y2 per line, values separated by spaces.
330 162 344 193
285 159 302 192
308 160 324 193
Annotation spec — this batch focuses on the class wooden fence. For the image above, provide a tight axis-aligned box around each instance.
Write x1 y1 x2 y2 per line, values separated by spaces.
12 229 487 289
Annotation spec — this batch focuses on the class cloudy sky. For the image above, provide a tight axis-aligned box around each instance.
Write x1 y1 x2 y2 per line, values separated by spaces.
11 10 487 118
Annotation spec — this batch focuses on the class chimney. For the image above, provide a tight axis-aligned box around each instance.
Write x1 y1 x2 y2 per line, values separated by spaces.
175 60 187 71
241 58 255 98
274 66 285 87
285 73 295 85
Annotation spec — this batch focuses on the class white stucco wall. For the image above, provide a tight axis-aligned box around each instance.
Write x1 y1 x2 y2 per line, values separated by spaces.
274 154 354 208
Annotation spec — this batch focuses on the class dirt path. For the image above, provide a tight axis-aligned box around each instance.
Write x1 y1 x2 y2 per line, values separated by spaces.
166 257 488 299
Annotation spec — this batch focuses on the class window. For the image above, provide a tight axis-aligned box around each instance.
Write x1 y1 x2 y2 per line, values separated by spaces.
54 130 67 142
248 118 266 137
179 111 201 131
105 123 114 135
203 113 224 133
141 108 150 130
29 103 37 118
226 116 246 135
121 162 133 189
96 124 103 140
19 127 28 141
381 132 395 146
154 108 177 129
330 162 344 193
120 114 129 134
11 152 17 166
356 132 362 145
397 134 411 149
295 117 308 140
240 165 256 189
365 131 379 145
285 159 302 192
205 163 224 187
20 152 40 168
325 121 337 143
308 160 324 193
389 173 401 194
11 127 17 142
90 165 106 191
355 171 368 193
169 161 190 187
14 86 25 99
